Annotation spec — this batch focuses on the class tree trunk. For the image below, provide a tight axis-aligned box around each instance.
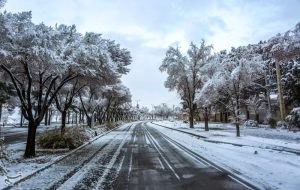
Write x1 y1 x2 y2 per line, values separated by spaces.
67 111 70 124
214 113 217 122
0 104 2 123
189 109 194 128
61 111 67 135
246 110 250 120
87 116 92 128
47 110 52 126
71 113 74 124
220 112 223 123
256 113 259 123
44 109 48 126
236 95 240 137
79 110 82 124
225 112 228 123
75 112 78 126
24 121 38 158
197 115 201 121
20 113 23 128
204 107 209 131
235 122 240 137
204 117 209 131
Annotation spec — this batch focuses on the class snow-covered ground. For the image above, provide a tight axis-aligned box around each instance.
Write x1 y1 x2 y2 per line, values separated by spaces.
150 120 300 190
156 120 300 141
1 143 65 188
0 124 114 189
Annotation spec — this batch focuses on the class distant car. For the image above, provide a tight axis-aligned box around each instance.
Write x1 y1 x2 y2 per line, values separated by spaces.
183 120 188 123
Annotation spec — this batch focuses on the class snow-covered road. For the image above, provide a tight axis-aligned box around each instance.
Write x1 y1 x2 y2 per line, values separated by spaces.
6 122 252 190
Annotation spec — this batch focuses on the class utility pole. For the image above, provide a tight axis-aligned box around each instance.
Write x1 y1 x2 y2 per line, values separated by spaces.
275 58 286 120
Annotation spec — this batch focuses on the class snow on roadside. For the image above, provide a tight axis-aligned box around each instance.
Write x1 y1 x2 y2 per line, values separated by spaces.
0 143 65 188
148 122 300 190
0 124 112 189
154 120 300 150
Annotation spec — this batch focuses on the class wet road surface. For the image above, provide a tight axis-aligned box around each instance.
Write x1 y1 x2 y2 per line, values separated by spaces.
8 122 252 190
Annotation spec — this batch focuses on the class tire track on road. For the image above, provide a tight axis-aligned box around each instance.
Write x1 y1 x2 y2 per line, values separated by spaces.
7 124 133 190
147 123 258 190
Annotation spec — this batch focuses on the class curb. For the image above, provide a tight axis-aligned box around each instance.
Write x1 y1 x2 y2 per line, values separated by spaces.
150 122 207 139
151 122 300 155
148 122 261 190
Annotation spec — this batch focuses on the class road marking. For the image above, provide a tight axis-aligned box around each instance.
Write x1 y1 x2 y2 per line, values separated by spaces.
94 125 133 190
117 154 126 174
133 134 136 144
144 132 151 145
159 130 224 172
128 149 133 182
144 126 181 180
157 157 165 170
147 122 258 190
159 134 210 167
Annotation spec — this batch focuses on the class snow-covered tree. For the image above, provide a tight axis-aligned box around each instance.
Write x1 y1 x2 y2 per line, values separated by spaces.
0 11 132 157
263 22 300 119
100 83 132 123
197 44 264 136
160 40 212 128
0 12 80 157
0 0 5 9
245 94 267 122
281 58 300 107
153 103 173 119
75 32 131 127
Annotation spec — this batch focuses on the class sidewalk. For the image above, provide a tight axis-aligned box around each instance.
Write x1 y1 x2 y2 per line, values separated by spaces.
152 120 300 155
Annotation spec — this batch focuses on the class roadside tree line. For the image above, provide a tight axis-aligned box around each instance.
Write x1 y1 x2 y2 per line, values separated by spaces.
160 22 300 136
0 7 134 157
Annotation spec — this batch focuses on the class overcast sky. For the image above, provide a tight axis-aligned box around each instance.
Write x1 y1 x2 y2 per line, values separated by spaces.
4 0 300 109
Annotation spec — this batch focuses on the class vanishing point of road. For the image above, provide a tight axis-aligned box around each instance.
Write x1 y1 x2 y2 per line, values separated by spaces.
7 122 254 190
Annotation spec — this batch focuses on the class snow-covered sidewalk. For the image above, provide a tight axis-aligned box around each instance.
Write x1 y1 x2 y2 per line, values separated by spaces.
149 121 300 190
153 121 300 152
0 124 117 189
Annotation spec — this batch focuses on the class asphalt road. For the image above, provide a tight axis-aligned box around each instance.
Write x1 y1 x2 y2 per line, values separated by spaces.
1 124 69 145
111 122 248 190
8 122 252 190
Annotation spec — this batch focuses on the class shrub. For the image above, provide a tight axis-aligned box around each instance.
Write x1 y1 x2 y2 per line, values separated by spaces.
277 120 288 128
0 138 8 175
0 138 8 160
243 120 258 128
106 122 115 130
286 107 300 130
37 128 89 149
265 113 276 128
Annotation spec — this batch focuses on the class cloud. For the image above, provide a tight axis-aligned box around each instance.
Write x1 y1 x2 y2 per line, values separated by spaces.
4 0 300 108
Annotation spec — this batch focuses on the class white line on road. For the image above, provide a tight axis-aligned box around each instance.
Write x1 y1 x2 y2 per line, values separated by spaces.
157 157 165 170
94 124 133 189
148 123 257 190
144 126 181 180
133 134 136 144
128 149 133 182
116 154 126 174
